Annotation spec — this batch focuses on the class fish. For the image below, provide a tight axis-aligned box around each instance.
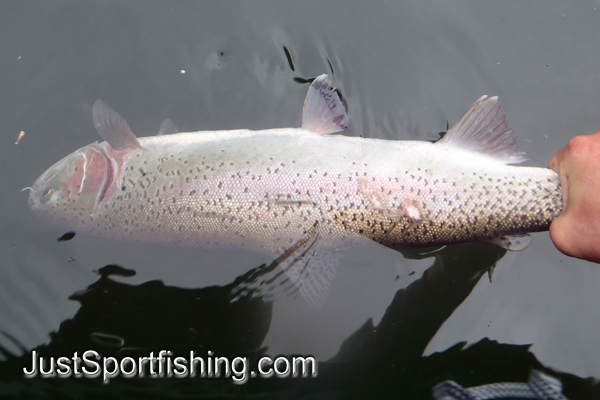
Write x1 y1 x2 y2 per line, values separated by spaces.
27 75 562 306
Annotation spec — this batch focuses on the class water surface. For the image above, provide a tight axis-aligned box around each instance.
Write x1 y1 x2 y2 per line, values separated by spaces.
2 1 600 398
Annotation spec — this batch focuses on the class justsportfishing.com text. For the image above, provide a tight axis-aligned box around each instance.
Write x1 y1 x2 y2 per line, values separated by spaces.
23 350 318 384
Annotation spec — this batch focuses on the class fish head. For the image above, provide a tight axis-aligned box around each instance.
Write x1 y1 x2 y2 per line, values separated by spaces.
28 142 113 230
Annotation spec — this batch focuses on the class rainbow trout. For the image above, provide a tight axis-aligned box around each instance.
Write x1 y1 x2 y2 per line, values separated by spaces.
27 75 562 305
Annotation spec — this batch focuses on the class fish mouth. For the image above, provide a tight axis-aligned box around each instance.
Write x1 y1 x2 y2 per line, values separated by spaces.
30 153 76 194
28 152 81 210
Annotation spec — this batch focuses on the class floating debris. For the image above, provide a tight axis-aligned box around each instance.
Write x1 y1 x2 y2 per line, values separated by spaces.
57 231 76 242
15 131 25 144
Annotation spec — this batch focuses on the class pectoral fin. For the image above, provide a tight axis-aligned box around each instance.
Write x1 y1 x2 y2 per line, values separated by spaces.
283 246 344 309
228 221 345 308
92 100 142 151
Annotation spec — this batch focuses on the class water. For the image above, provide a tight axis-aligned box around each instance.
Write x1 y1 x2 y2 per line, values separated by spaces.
2 1 600 398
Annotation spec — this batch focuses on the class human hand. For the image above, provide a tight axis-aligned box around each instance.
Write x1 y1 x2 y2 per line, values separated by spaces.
548 129 600 263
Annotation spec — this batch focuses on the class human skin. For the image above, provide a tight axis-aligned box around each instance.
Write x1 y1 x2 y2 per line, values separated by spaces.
548 129 600 263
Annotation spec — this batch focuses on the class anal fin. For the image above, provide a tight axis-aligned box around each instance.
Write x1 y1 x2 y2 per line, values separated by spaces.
491 233 533 251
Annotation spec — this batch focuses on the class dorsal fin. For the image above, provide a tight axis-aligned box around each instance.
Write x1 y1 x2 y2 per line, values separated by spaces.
157 118 178 136
92 100 142 151
437 95 527 164
301 74 348 135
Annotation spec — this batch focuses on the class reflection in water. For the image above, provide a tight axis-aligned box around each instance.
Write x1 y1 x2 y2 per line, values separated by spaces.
63 263 272 357
0 244 597 399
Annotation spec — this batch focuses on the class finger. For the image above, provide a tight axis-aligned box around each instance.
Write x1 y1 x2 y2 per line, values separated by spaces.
547 147 565 171
549 215 572 257
547 147 570 212
550 217 600 263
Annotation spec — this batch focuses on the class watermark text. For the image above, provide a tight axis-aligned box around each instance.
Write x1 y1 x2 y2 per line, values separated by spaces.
23 350 317 384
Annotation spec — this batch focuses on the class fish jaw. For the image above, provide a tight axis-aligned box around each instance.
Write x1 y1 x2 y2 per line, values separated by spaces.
28 142 131 231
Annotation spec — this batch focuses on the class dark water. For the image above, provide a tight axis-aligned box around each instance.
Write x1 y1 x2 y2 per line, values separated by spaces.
2 1 600 398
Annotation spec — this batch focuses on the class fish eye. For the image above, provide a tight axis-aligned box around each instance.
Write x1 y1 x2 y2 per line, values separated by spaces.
39 188 54 205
